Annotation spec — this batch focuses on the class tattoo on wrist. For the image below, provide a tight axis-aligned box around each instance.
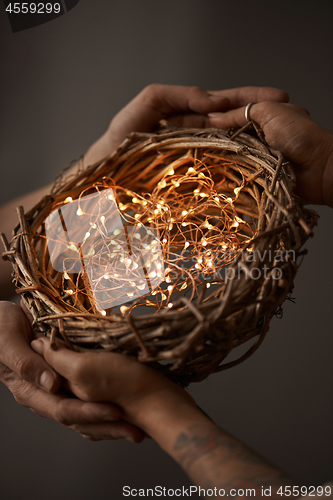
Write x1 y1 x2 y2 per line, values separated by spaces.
173 424 295 491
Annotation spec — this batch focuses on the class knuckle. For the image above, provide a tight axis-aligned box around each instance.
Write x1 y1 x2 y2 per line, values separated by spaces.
143 83 161 97
12 380 33 408
15 355 34 382
188 85 203 96
55 402 72 426
140 84 164 108
56 411 70 426
13 394 27 406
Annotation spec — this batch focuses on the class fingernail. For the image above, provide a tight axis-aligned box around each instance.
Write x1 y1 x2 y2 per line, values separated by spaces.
208 112 221 118
31 339 43 355
40 370 55 391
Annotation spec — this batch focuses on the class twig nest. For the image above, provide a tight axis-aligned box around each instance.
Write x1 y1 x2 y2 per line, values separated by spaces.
2 124 318 385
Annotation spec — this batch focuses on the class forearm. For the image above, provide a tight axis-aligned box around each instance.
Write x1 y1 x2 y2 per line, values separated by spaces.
127 396 296 496
0 185 52 298
0 133 110 298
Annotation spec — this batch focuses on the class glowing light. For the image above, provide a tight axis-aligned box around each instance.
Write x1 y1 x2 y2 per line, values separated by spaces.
52 160 256 314
64 197 73 204
99 310 107 316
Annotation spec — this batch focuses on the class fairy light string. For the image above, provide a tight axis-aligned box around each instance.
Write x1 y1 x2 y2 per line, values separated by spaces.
45 154 258 316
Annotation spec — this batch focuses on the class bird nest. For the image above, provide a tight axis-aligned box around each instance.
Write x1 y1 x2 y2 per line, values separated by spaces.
1 123 318 385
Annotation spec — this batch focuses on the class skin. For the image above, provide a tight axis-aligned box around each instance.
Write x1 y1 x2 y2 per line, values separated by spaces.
0 84 292 442
0 84 332 474
31 336 297 494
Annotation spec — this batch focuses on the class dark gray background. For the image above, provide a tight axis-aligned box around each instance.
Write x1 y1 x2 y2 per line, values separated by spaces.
0 1 332 498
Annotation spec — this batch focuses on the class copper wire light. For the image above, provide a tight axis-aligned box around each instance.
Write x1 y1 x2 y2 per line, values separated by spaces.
1 124 318 385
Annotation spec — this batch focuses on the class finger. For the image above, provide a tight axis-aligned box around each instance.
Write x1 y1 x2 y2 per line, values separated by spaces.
31 337 88 382
209 86 289 108
166 113 212 128
208 107 248 129
73 421 145 443
210 101 311 132
11 376 123 425
108 84 231 148
0 302 61 392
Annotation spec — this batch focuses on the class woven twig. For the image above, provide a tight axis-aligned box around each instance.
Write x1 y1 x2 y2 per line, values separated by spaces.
2 124 318 385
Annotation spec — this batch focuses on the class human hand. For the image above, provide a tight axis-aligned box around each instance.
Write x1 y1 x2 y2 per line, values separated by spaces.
208 101 333 208
84 84 289 166
0 302 145 442
30 335 198 434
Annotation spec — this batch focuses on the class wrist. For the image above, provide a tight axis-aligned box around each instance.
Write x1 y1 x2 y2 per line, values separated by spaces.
125 386 210 454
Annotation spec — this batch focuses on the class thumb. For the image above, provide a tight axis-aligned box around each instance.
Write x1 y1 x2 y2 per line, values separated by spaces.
0 302 61 392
